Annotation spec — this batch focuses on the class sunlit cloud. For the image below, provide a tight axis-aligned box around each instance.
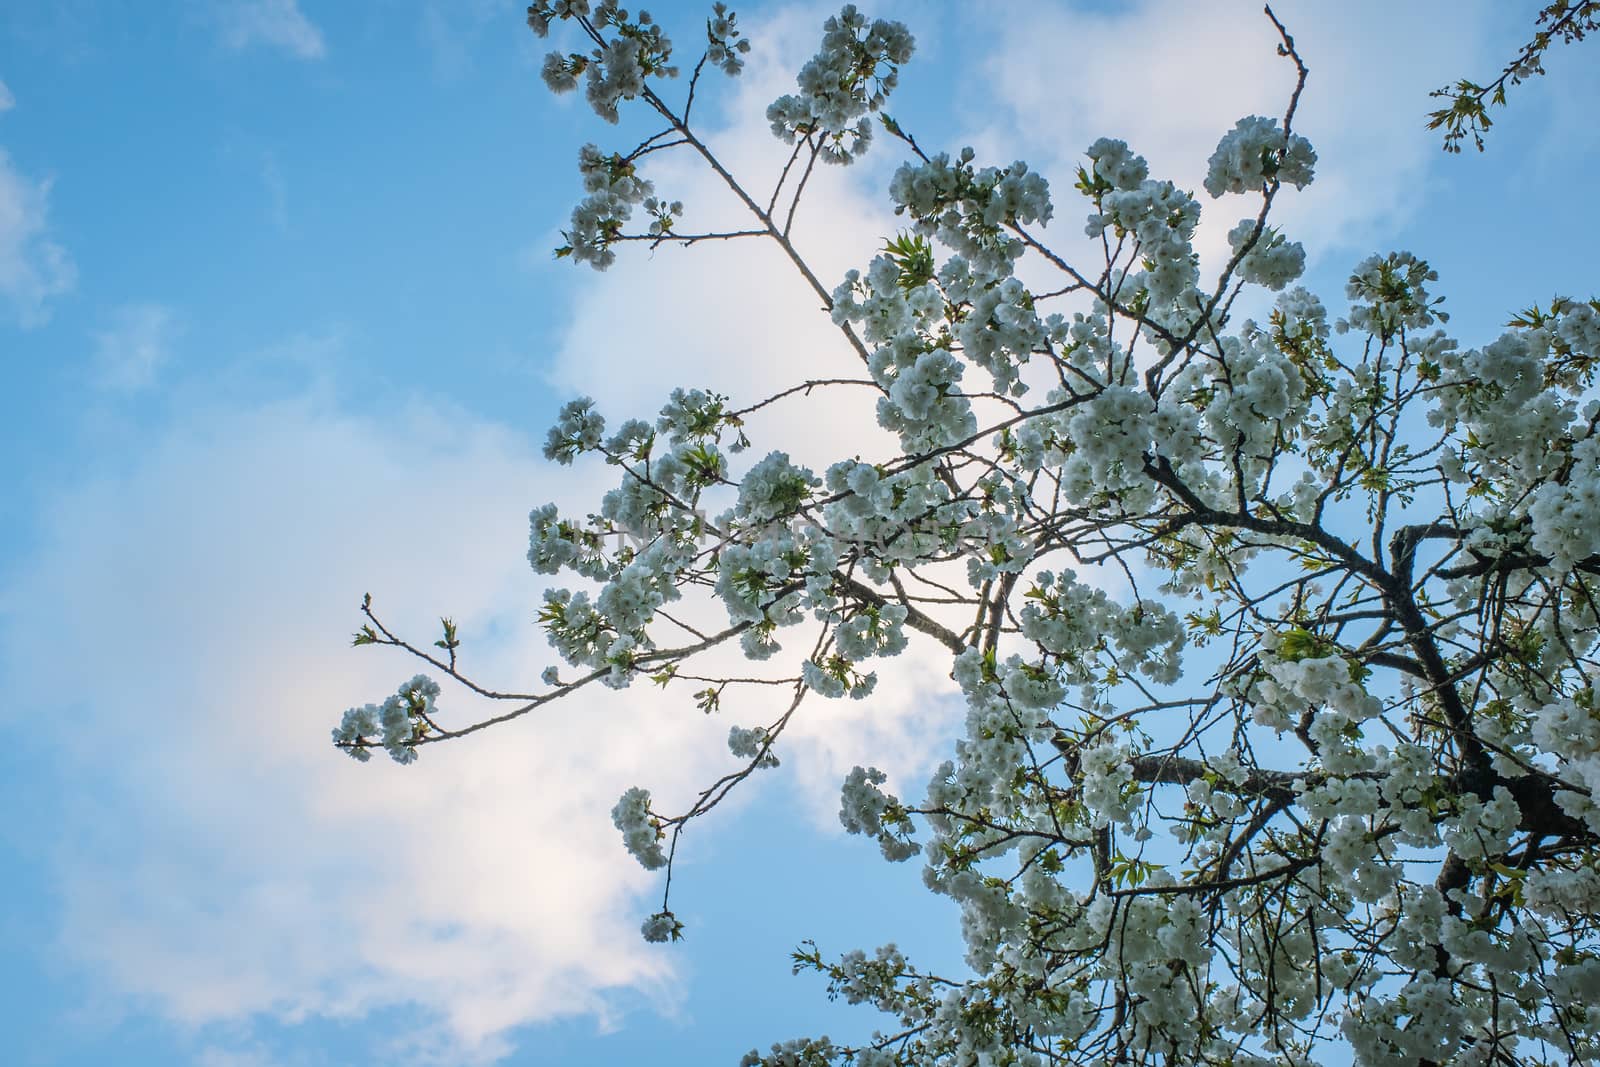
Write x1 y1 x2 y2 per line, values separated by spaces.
980 0 1496 275
0 380 730 1061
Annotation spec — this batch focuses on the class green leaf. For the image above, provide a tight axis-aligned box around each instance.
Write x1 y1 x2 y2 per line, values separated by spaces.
434 616 460 651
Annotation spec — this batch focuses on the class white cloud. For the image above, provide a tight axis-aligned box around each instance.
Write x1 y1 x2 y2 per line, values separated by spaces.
0 148 75 326
980 0 1497 273
538 0 1501 449
215 0 327 60
0 385 743 1062
0 16 967 1055
543 3 901 461
90 303 179 390
0 79 15 112
539 2 965 819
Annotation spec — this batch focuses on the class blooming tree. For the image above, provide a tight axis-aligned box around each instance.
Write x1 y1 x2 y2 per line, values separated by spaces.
333 3 1600 1064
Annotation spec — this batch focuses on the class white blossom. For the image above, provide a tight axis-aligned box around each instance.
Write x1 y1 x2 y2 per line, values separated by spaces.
1203 114 1317 197
611 786 667 870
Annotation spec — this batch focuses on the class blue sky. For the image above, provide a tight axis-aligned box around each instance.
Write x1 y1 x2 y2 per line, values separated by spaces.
1 1 1597 1064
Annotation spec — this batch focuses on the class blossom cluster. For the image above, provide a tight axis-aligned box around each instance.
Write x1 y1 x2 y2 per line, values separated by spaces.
332 674 440 764
887 149 1051 275
532 0 677 123
1226 218 1305 290
766 5 913 164
838 765 917 861
558 145 659 269
611 785 667 869
705 2 752 76
1202 114 1317 196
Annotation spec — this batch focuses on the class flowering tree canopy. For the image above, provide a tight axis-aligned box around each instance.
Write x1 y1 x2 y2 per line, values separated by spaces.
334 3 1600 1064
